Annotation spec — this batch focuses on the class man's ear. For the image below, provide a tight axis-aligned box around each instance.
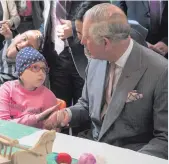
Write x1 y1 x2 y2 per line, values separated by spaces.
103 37 111 50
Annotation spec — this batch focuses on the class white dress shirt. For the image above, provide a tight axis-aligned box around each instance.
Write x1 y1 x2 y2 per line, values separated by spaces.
112 39 133 95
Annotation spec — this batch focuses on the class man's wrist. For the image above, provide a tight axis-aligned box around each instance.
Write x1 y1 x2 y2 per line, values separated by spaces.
65 108 72 122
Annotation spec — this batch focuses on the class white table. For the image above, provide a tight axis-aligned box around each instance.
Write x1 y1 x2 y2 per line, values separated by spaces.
19 130 168 164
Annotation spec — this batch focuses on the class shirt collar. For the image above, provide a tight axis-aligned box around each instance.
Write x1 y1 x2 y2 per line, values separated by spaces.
115 39 133 68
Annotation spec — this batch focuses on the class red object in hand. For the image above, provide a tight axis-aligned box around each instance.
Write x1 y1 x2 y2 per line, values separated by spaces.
57 98 67 110
56 153 72 164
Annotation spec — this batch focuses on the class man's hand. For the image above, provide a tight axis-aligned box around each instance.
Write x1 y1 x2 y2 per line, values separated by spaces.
3 20 12 28
147 42 154 50
44 109 70 130
36 105 60 122
153 41 168 56
0 23 12 39
56 19 72 40
147 41 168 56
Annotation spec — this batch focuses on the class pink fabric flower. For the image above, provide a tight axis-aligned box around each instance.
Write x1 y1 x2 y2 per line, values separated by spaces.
78 153 96 164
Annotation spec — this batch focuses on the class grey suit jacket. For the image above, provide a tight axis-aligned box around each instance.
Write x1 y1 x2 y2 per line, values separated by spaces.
69 41 168 159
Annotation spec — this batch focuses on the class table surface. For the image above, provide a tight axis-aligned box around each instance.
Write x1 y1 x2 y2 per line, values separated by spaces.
0 120 168 164
0 120 78 164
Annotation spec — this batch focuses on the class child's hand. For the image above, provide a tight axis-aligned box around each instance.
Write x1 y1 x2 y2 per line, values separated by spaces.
36 105 59 122
43 109 70 130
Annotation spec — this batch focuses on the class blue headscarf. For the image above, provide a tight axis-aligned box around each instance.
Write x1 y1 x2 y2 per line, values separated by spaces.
16 47 47 77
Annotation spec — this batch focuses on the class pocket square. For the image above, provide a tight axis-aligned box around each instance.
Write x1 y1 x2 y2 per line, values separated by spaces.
126 90 143 103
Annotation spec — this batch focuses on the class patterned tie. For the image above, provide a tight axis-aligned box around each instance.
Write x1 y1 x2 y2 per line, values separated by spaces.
101 63 116 119
51 0 67 55
149 0 161 34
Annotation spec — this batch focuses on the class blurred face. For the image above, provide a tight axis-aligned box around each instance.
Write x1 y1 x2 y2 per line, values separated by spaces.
7 31 39 58
81 18 105 60
16 31 38 49
75 20 83 41
20 61 48 90
75 20 92 58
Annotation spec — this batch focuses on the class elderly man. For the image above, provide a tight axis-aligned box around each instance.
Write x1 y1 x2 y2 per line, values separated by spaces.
44 3 168 159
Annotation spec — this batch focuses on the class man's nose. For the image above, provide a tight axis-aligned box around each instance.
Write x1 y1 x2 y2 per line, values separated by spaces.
81 37 86 46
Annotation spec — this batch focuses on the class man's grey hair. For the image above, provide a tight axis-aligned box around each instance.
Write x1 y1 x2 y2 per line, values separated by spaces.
83 3 131 44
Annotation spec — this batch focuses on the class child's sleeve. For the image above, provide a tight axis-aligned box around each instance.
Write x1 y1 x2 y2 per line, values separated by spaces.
0 82 12 120
10 113 38 126
0 82 38 126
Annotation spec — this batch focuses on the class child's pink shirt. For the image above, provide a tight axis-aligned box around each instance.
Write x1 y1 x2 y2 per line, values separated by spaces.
0 80 57 128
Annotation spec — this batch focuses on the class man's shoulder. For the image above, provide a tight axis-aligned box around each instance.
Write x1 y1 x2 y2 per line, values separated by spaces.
141 44 167 65
136 43 168 75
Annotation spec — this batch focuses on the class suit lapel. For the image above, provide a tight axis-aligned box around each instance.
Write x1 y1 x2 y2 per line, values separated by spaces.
98 42 148 140
92 60 108 120
161 1 166 15
142 1 150 13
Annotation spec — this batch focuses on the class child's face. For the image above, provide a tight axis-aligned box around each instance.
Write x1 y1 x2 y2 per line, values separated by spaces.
20 61 48 89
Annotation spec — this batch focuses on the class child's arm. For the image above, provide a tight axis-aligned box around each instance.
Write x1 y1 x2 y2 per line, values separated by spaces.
11 105 59 126
0 82 57 126
0 82 37 126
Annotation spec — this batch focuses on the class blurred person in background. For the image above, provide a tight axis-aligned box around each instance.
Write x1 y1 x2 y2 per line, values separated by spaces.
0 0 20 30
0 0 20 44
113 0 168 58
0 26 41 85
0 23 17 85
74 1 148 55
16 0 44 33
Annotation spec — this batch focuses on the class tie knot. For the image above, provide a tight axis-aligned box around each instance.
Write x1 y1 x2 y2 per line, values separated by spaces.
110 62 116 71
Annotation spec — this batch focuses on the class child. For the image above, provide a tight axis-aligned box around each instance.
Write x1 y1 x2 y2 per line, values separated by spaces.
0 47 59 128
